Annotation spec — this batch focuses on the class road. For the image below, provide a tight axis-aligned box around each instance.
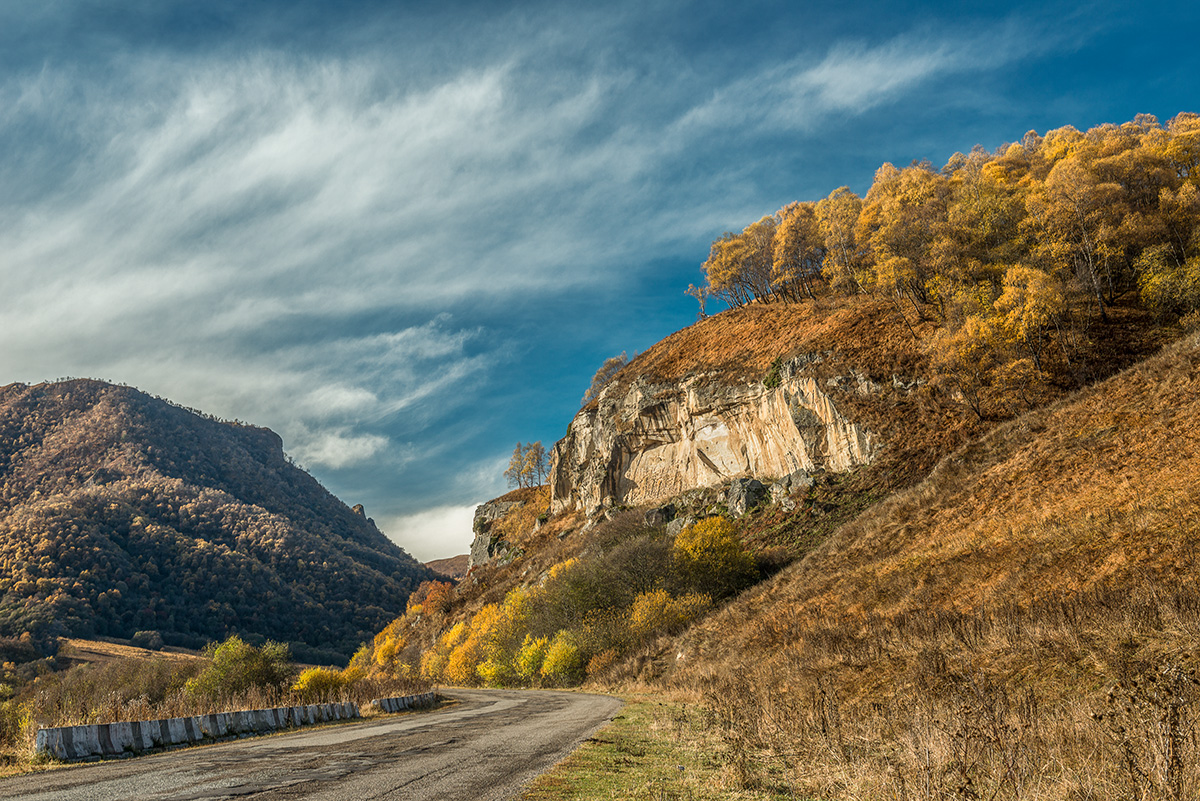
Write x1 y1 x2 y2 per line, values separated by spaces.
0 688 622 800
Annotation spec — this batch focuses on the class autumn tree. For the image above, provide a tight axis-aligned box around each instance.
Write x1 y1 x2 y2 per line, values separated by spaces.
815 186 865 294
1025 150 1127 318
581 352 628 405
702 215 779 306
857 162 951 319
772 201 825 300
504 442 550 488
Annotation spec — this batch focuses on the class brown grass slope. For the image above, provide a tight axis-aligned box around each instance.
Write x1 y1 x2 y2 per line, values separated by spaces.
676 328 1200 670
649 331 1200 798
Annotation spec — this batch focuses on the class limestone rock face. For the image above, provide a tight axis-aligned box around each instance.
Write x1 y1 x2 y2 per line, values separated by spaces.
467 500 525 569
549 356 878 515
726 478 767 517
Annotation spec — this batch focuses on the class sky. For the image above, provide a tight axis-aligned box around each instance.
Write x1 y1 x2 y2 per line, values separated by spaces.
1 0 1197 561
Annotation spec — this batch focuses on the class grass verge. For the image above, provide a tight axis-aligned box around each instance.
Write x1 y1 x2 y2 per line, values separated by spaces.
522 694 811 800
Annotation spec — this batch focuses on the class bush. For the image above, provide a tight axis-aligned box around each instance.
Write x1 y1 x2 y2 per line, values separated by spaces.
627 589 711 640
291 667 352 704
540 631 583 685
673 517 757 600
185 635 293 703
131 630 164 651
515 635 549 683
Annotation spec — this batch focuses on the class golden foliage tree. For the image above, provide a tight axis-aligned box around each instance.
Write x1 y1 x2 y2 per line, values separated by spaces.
673 517 757 600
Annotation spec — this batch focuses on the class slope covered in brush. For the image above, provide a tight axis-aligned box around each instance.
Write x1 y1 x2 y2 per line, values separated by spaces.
673 329 1200 673
0 379 435 662
642 337 1200 798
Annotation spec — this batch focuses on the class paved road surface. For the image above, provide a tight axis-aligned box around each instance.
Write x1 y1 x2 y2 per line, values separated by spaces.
0 689 622 800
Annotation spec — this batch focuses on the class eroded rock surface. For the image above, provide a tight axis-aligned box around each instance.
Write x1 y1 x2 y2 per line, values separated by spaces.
550 356 878 515
467 500 525 569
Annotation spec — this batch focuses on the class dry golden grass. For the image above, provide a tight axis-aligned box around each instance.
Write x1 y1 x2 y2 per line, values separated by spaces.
621 296 934 388
491 485 551 548
651 331 1200 799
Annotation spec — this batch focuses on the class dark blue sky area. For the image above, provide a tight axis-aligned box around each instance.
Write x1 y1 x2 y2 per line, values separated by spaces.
0 0 1196 557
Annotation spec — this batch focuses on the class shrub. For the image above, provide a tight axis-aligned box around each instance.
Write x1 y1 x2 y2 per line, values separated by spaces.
672 517 758 600
131 630 164 651
586 649 620 679
291 667 352 704
420 621 467 682
540 631 583 685
184 635 293 702
515 635 549 683
627 589 711 640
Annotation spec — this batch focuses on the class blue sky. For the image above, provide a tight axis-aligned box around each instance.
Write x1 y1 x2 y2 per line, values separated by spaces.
1 0 1196 560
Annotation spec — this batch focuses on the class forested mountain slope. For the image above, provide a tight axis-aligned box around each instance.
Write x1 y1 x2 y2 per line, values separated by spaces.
0 379 434 662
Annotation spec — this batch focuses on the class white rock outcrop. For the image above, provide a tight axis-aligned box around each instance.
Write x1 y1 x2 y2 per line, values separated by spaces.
549 356 878 515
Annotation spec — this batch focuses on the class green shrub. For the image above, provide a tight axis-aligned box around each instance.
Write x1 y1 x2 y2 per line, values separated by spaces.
763 355 785 388
131 630 164 651
185 635 293 702
291 667 351 704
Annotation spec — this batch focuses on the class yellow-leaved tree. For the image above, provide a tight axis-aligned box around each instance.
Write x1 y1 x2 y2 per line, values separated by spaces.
672 517 757 601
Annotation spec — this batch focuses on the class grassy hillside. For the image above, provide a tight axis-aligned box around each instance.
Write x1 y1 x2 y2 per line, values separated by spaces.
0 379 435 663
351 113 1200 798
653 331 1200 798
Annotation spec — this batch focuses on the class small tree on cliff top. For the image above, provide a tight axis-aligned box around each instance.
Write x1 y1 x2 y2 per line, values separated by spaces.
505 442 549 488
581 352 628 406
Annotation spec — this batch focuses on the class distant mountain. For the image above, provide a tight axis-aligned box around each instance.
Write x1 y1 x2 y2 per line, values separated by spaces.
0 379 436 663
425 555 468 581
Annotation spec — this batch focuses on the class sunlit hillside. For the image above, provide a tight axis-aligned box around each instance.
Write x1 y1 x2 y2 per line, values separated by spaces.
348 113 1200 798
0 379 435 664
658 329 1200 798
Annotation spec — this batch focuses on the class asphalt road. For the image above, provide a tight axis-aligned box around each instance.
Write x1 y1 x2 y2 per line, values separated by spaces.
0 689 623 801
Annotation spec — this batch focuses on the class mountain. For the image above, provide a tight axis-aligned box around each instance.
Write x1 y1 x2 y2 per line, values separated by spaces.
425 555 468 581
0 379 436 662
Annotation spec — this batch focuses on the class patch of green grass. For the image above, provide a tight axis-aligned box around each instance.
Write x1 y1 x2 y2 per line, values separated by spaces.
522 695 809 800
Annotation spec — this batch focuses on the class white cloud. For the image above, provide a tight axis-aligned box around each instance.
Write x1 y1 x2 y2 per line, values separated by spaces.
677 23 1040 136
381 504 478 562
291 430 390 470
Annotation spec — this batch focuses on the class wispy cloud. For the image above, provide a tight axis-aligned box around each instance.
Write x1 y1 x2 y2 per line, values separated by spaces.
0 6 1065 557
677 22 1045 135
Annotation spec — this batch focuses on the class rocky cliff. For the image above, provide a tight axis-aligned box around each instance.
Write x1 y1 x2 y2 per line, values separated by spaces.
549 355 879 515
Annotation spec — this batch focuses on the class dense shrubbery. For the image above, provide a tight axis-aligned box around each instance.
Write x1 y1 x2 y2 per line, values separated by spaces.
184 636 293 704
0 634 428 758
355 516 760 688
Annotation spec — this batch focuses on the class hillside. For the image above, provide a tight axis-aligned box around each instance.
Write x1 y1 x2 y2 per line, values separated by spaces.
676 328 1200 666
646 330 1200 798
347 113 1200 797
0 379 435 662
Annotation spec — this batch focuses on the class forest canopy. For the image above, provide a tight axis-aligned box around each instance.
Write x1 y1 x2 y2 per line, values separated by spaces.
697 113 1200 417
